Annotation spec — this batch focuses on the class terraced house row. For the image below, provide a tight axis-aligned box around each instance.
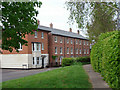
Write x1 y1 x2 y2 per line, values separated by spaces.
1 22 90 69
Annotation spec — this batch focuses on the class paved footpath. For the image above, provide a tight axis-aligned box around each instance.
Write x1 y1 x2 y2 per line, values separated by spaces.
83 64 112 89
1 67 59 82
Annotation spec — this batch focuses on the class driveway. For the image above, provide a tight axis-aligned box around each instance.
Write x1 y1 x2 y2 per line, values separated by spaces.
1 67 59 82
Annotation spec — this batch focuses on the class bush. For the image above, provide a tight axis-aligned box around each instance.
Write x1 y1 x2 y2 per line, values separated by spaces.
90 31 120 88
76 56 90 62
62 58 75 67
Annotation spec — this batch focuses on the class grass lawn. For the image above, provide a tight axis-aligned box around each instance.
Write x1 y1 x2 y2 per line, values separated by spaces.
2 64 92 88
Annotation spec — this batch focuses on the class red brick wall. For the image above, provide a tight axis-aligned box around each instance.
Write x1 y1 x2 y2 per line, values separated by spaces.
2 30 49 54
2 34 29 54
48 34 90 66
28 30 49 54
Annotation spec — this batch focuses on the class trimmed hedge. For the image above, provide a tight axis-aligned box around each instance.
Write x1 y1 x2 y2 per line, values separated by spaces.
62 56 90 67
76 56 90 62
61 58 74 67
90 31 120 88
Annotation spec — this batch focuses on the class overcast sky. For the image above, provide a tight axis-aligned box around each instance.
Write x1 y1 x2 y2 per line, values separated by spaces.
35 0 87 37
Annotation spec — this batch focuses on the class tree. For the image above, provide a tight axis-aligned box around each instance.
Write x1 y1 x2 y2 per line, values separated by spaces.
66 1 118 43
1 2 42 52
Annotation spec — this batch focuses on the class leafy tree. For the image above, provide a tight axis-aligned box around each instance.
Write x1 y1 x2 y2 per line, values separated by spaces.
1 2 42 52
66 1 118 43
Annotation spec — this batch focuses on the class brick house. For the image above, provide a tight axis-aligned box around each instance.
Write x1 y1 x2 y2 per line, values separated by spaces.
47 23 90 66
0 23 90 69
1 26 51 69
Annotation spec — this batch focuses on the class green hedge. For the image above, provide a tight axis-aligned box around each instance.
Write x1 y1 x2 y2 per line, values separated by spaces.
76 56 90 62
62 56 90 67
90 31 120 88
61 58 74 67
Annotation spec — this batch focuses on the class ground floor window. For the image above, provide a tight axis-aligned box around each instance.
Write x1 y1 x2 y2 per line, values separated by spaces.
33 57 40 65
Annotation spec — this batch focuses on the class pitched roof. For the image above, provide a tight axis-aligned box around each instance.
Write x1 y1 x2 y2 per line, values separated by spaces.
38 25 88 40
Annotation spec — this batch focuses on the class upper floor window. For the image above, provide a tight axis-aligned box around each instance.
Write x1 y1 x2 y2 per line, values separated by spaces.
80 48 81 54
55 36 57 42
35 31 37 38
79 40 81 45
60 47 62 54
87 49 89 54
71 39 73 44
87 41 89 45
42 43 44 50
67 47 69 54
71 47 73 54
41 32 44 39
60 37 62 43
76 48 78 54
32 43 40 51
67 38 69 43
18 42 22 50
76 40 78 44
84 49 86 54
55 47 57 54
84 41 85 45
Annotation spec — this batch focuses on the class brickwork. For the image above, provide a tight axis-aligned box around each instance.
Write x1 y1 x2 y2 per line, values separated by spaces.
48 34 90 66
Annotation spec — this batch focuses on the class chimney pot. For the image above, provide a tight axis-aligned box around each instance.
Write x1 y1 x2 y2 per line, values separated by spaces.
77 30 80 34
50 23 53 28
37 20 40 25
69 28 72 32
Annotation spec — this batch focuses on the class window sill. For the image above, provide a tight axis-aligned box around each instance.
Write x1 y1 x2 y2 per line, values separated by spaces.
18 49 22 51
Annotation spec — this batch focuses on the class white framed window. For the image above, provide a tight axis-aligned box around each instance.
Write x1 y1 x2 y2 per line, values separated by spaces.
87 49 89 54
18 42 22 50
41 32 44 39
67 47 69 54
71 47 73 54
76 40 78 44
76 48 78 54
80 48 81 54
87 41 89 45
35 31 37 38
55 36 57 42
84 41 85 45
37 57 40 64
60 37 62 43
67 38 69 43
33 57 40 65
79 40 81 45
60 47 62 54
84 49 86 54
71 39 73 44
32 43 40 51
55 47 57 54
42 43 44 50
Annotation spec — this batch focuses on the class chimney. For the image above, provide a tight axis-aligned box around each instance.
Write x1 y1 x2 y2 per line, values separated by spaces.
50 23 53 28
77 30 80 34
37 20 40 25
69 28 72 32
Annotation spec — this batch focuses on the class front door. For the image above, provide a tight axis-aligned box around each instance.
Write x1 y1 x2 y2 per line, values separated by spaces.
42 57 44 68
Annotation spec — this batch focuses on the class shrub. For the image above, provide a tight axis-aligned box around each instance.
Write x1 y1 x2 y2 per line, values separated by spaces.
90 31 120 88
76 56 90 62
62 58 74 67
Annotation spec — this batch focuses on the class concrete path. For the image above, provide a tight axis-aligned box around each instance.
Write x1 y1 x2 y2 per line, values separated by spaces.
83 64 111 89
1 67 59 82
